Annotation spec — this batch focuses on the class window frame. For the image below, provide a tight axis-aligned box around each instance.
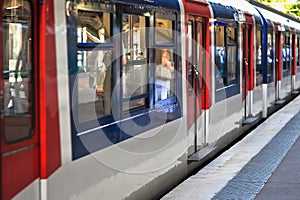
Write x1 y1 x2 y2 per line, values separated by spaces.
214 20 239 102
67 2 182 159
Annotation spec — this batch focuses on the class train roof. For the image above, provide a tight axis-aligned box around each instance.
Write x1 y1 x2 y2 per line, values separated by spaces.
74 0 180 11
110 0 180 10
208 0 262 24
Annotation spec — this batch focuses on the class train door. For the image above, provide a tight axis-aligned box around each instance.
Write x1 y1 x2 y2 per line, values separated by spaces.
1 0 39 199
187 17 205 155
242 25 251 123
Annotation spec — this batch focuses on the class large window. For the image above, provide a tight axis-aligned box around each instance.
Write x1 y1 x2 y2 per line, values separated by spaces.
76 10 113 123
68 2 180 142
215 22 238 90
155 17 176 102
2 0 34 143
122 14 148 111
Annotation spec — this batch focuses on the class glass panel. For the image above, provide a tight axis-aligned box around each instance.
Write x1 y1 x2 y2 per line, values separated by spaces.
122 14 147 110
256 29 262 85
3 0 33 143
76 10 113 121
227 27 236 44
155 49 175 101
267 33 274 82
77 11 111 43
156 18 173 43
215 25 226 88
227 46 237 83
197 22 204 90
187 21 193 92
77 50 112 122
282 35 290 72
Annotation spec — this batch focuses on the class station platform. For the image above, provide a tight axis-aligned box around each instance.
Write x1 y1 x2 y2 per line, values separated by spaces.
162 95 300 200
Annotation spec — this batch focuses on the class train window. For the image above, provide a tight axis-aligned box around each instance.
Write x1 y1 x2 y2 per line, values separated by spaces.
2 0 34 143
215 24 238 89
256 29 262 86
77 11 111 43
122 14 148 111
156 18 174 43
76 11 113 122
187 20 193 92
155 48 175 101
155 16 176 102
282 34 291 76
267 33 274 83
197 22 205 90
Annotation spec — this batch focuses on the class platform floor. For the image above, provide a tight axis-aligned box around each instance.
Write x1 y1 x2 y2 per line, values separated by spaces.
162 95 300 200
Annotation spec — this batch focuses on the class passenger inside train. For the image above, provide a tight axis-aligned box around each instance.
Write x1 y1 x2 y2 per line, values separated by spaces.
155 49 175 101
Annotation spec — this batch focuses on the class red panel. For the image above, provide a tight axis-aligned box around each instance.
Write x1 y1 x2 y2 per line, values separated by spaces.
2 147 39 200
204 20 211 109
39 0 61 179
184 1 211 130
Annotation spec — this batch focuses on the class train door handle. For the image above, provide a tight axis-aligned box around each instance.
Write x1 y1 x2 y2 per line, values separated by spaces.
193 65 199 78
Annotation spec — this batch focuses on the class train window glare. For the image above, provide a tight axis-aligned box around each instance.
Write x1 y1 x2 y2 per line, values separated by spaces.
256 29 262 86
2 0 34 143
122 14 148 111
156 18 173 43
76 11 113 121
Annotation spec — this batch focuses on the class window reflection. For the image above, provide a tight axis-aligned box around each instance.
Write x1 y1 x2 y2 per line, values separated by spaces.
256 29 262 85
215 24 237 88
3 0 33 143
122 14 148 110
156 18 173 43
76 11 113 121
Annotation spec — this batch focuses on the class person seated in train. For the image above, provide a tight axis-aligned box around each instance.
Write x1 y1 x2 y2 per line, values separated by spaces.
155 49 174 101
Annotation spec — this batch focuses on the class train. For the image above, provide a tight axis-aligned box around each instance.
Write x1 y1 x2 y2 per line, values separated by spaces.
1 0 300 199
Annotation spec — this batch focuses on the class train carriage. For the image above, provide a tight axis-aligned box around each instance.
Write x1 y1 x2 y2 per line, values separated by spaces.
1 0 300 200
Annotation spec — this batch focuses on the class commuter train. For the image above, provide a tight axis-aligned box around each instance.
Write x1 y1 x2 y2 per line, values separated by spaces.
1 0 300 199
